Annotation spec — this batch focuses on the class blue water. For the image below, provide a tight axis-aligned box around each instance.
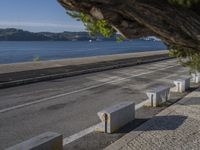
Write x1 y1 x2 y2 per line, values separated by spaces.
0 40 167 64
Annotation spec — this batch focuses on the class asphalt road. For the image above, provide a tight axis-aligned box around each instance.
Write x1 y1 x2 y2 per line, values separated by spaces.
0 59 190 149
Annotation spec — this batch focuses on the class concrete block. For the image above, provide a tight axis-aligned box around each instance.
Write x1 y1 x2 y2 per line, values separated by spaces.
96 102 135 133
191 72 200 83
172 77 191 93
146 86 170 107
6 132 63 150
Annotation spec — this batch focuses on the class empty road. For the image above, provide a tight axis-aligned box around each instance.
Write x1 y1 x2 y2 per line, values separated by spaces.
0 59 189 149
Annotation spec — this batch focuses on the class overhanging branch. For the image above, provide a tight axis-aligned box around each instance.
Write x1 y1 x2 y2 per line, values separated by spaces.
58 0 200 51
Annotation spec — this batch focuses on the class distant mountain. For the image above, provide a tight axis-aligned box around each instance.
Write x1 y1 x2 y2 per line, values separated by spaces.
0 28 116 41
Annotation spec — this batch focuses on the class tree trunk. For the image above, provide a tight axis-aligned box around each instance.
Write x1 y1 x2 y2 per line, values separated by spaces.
59 0 200 51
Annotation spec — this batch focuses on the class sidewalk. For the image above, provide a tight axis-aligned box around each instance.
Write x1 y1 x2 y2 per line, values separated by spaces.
0 50 168 74
0 50 169 88
105 87 200 150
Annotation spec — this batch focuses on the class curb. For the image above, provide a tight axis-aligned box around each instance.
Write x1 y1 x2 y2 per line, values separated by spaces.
0 56 172 89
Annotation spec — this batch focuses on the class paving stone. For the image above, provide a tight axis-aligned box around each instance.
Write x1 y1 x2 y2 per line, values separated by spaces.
105 88 200 150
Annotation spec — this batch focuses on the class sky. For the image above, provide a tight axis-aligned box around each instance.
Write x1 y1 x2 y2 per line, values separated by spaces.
0 0 85 32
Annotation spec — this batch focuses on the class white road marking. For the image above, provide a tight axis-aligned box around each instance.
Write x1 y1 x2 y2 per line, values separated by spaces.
0 64 179 113
63 123 101 145
62 99 150 146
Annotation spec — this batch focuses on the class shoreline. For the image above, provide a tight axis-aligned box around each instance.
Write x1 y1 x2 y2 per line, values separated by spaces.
0 49 166 66
0 40 167 64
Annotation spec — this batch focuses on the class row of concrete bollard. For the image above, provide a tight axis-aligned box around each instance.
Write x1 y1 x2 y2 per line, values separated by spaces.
6 72 200 150
96 72 200 133
146 76 191 107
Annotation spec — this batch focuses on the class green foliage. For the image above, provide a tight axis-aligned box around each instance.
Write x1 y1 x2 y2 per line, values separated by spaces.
67 11 115 38
33 56 41 62
169 47 200 72
169 0 200 7
116 36 126 42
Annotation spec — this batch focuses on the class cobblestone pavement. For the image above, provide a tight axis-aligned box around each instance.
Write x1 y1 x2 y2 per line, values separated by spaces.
105 88 200 150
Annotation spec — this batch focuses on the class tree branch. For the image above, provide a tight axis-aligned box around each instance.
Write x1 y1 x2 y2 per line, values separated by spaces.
58 0 200 51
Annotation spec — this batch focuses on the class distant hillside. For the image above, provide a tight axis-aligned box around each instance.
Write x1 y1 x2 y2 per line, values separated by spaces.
0 28 116 41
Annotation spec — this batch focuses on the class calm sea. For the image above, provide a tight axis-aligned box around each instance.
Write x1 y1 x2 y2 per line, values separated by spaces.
0 40 167 64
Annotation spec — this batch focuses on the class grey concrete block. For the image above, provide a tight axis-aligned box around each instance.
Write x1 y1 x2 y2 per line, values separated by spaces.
6 132 63 150
146 86 170 107
96 102 135 133
172 77 191 93
191 72 200 83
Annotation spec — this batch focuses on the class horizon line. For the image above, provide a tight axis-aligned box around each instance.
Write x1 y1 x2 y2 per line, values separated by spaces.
0 21 85 33
0 27 89 33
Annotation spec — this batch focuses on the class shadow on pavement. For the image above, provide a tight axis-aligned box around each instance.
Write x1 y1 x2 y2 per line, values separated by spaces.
134 115 187 131
116 115 187 134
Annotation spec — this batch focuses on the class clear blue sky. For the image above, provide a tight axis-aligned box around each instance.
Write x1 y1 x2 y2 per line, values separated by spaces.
0 0 85 32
